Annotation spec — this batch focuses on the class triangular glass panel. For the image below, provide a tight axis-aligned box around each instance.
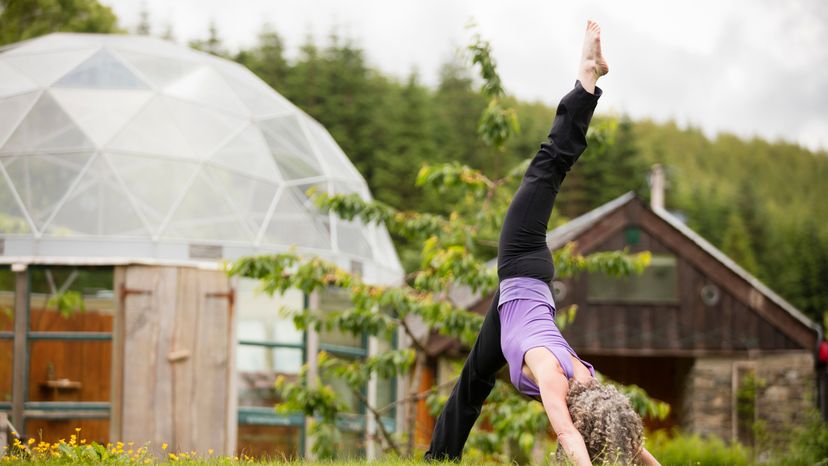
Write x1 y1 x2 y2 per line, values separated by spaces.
336 218 373 258
161 169 252 242
2 47 98 87
107 153 198 233
208 125 281 182
0 91 40 149
164 65 248 116
219 65 295 116
54 49 148 89
3 152 93 230
0 165 32 234
0 60 38 98
162 96 246 159
106 96 195 158
46 156 149 237
1 93 94 154
304 117 363 181
203 165 278 234
50 88 152 147
259 115 322 180
260 187 331 249
113 49 201 89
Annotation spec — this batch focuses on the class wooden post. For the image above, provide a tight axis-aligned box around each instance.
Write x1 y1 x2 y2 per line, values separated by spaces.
1 412 7 453
365 335 379 460
304 290 320 459
11 265 28 432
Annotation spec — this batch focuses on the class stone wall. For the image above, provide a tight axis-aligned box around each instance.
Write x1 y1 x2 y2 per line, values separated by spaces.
754 352 815 434
682 351 815 442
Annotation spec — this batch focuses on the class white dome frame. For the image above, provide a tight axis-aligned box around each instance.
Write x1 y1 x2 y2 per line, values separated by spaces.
0 33 402 284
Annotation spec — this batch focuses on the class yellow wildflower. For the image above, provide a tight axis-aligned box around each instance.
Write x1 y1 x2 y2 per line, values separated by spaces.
27 438 35 445
208 448 214 455
162 442 168 450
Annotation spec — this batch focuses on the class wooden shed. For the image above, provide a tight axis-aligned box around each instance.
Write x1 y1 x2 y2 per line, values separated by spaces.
425 191 824 444
1 260 402 459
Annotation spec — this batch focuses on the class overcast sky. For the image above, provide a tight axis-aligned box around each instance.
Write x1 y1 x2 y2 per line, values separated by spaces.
102 0 827 152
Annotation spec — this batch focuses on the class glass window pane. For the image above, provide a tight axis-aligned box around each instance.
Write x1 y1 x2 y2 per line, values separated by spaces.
237 424 301 459
1 340 12 404
29 267 114 332
25 418 109 445
237 347 302 407
587 255 678 303
375 336 396 420
321 354 362 415
3 153 93 231
236 279 303 345
28 340 111 402
319 288 362 349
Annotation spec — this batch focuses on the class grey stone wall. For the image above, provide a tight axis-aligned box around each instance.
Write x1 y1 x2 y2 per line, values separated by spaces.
682 351 815 442
754 352 815 435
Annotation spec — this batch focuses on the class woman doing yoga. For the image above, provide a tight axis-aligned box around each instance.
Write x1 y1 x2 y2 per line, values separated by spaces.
426 21 660 465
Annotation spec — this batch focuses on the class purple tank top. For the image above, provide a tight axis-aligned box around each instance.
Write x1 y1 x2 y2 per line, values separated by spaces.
498 277 594 397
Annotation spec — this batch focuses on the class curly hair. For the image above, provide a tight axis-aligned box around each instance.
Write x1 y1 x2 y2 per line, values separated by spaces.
555 379 644 465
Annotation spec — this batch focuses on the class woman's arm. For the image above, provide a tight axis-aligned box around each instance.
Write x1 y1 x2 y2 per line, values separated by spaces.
524 348 591 466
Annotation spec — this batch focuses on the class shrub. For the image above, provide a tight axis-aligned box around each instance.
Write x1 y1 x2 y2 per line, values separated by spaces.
644 430 750 466
769 410 828 466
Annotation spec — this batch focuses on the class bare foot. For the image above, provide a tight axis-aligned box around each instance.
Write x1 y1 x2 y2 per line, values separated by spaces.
578 20 609 94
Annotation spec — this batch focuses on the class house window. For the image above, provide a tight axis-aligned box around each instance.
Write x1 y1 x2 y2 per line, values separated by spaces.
586 254 678 303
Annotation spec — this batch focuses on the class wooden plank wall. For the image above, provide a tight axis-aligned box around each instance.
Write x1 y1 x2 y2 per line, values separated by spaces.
116 265 234 455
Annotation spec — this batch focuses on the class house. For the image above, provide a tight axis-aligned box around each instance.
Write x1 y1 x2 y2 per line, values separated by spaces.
423 174 824 445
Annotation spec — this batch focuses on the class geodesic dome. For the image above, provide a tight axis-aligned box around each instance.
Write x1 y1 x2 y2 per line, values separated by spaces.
0 33 402 283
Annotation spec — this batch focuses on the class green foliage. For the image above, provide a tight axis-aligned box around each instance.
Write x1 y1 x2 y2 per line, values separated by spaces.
46 290 84 318
722 212 760 274
467 26 520 151
645 430 751 466
770 410 828 466
0 0 119 45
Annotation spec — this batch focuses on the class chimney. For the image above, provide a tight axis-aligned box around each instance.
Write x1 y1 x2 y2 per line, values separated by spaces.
649 164 665 211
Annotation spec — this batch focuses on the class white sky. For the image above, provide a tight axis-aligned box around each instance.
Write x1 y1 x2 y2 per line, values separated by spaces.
103 0 828 152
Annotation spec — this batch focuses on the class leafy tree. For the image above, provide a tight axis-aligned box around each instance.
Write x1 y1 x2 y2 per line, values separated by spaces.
234 25 290 88
0 0 119 45
722 211 759 274
229 31 664 461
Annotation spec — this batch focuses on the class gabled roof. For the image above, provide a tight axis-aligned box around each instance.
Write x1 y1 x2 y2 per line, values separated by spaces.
545 191 636 250
545 191 820 336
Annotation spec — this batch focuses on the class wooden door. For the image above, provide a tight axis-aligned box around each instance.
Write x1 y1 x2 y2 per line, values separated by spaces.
115 265 235 455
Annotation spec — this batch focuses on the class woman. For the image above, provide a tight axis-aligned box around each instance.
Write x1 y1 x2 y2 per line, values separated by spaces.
427 21 660 465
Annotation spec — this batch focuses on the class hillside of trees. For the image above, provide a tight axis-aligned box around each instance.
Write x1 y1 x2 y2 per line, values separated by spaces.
1 2 826 325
